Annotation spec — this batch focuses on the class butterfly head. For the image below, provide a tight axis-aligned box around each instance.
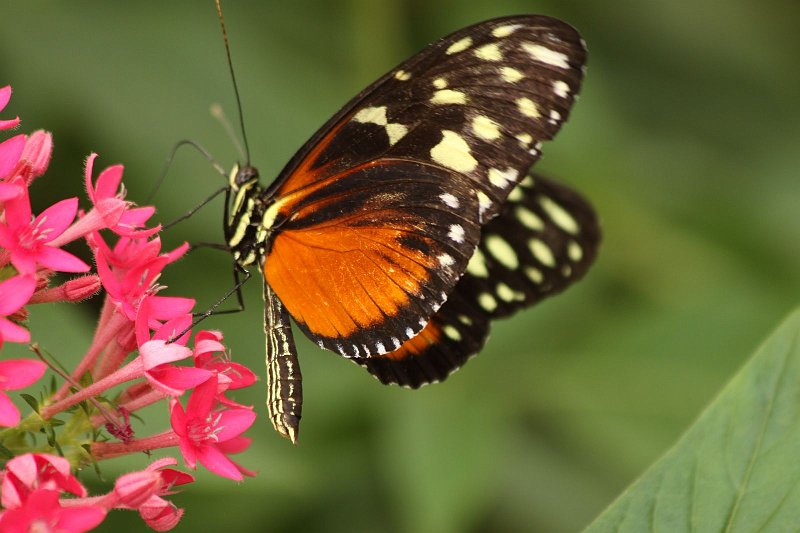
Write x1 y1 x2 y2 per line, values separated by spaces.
228 163 260 192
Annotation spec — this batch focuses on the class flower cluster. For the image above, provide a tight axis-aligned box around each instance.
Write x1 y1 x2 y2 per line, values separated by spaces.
0 85 257 531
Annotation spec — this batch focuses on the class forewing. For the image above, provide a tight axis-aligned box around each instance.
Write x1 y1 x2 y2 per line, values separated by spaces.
263 16 587 358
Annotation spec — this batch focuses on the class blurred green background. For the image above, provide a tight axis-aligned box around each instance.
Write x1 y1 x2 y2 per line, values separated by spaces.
2 1 800 531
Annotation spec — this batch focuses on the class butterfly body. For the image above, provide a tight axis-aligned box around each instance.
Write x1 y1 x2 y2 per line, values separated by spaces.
221 15 598 442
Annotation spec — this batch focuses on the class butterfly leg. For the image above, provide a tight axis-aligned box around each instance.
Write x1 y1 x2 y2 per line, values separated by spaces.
263 278 302 444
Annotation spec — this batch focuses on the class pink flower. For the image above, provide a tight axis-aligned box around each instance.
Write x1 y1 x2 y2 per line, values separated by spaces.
0 85 20 130
83 153 160 238
112 458 193 510
0 358 46 426
0 274 36 349
134 295 195 348
194 331 256 407
170 377 256 480
1 453 86 509
0 489 106 533
138 496 185 532
0 189 90 274
141 339 211 397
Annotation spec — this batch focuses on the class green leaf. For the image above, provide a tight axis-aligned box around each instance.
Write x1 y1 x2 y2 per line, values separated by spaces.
585 308 800 532
20 394 39 413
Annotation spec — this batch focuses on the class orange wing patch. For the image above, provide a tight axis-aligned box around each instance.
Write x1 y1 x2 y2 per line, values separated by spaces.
263 159 482 357
265 219 436 339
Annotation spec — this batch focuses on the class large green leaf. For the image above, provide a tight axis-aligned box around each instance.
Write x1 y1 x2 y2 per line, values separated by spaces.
585 308 800 532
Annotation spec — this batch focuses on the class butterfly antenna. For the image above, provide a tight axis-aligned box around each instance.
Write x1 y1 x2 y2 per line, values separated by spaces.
210 103 246 163
215 0 251 165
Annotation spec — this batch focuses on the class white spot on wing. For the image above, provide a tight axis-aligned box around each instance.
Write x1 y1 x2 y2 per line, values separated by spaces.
488 167 518 189
443 325 462 341
478 292 498 312
553 80 570 98
392 337 401 350
477 190 492 218
438 253 455 267
515 205 545 230
405 327 415 339
439 192 459 209
376 342 385 354
525 266 544 283
430 131 478 172
394 70 411 81
448 224 465 243
385 123 408 146
433 77 448 89
521 42 571 68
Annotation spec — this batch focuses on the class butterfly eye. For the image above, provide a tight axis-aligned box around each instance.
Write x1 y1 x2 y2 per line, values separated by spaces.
233 165 259 189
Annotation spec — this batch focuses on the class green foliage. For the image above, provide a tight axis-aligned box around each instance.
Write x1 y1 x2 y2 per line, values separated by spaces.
586 309 800 532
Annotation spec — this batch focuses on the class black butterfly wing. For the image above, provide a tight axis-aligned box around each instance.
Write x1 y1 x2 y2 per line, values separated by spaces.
260 16 587 357
356 172 600 387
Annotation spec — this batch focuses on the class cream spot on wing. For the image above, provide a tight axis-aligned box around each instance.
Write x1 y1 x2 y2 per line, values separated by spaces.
430 130 478 172
500 66 524 83
539 196 580 234
508 185 524 202
466 248 489 277
553 80 570 98
353 105 388 125
478 292 498 312
394 70 411 81
549 109 562 124
471 115 501 140
443 325 462 341
492 24 522 38
521 42 571 68
517 97 541 118
474 42 502 61
446 36 473 55
515 205 545 230
458 314 472 325
520 175 535 188
439 192 460 209
385 123 408 146
438 253 455 267
485 234 519 269
515 132 533 146
448 224 465 243
431 89 467 105
528 238 556 267
433 77 448 89
568 240 583 261
488 167 518 189
525 266 543 283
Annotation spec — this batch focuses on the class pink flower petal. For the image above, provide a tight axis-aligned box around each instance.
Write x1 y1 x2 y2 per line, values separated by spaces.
0 182 22 201
140 341 192 369
185 376 217 418
169 399 187 437
0 318 31 344
1 184 31 229
35 197 78 239
0 85 11 110
36 245 90 273
0 359 46 390
56 505 107 532
146 366 212 396
93 164 124 201
195 445 244 481
0 275 36 315
9 249 37 274
146 297 196 321
216 435 252 455
83 153 98 198
0 391 21 426
0 134 25 178
0 117 20 130
139 496 184 531
214 409 257 442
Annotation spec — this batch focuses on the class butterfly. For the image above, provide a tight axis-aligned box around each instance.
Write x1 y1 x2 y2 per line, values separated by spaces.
220 14 599 443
